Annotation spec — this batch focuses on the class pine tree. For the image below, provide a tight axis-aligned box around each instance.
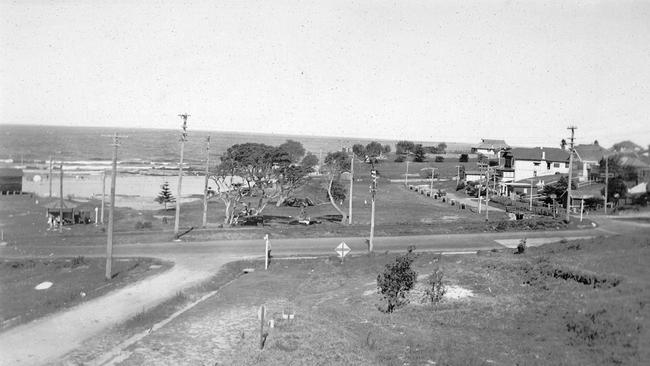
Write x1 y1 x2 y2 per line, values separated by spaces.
155 181 176 210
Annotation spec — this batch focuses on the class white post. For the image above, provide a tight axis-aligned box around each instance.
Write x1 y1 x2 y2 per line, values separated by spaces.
264 234 270 270
604 156 609 215
174 114 189 238
202 136 211 228
94 207 98 224
101 169 106 224
580 199 584 222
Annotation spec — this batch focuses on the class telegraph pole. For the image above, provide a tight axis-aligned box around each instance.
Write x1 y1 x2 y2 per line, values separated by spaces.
105 133 123 281
174 114 189 238
605 156 609 215
369 167 377 252
348 149 354 225
565 126 577 222
101 169 106 224
48 156 53 198
485 168 490 221
59 161 64 233
202 136 211 228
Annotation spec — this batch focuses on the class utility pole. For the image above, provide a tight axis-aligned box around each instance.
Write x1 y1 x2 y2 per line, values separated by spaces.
59 162 64 233
485 168 490 221
348 149 354 225
48 156 53 198
105 133 123 281
101 169 106 224
605 156 609 216
202 136 211 228
455 165 461 187
174 114 189 238
369 166 377 252
477 165 483 213
566 126 577 222
529 179 534 211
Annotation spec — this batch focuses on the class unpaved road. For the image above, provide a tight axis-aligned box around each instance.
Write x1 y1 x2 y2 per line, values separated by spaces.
0 215 646 365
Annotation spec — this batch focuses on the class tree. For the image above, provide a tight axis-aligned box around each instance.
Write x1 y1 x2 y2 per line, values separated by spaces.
396 140 415 156
365 141 383 157
352 144 366 159
212 142 308 225
301 152 319 172
540 176 575 206
593 140 599 146
322 151 350 223
154 181 175 210
377 247 417 313
437 142 447 154
277 140 305 164
382 144 391 154
413 144 426 162
601 177 627 206
459 153 469 162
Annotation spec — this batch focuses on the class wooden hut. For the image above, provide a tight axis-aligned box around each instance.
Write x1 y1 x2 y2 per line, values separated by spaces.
44 200 78 225
0 168 23 194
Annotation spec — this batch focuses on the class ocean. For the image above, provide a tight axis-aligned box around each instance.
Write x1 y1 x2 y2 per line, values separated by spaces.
0 124 407 171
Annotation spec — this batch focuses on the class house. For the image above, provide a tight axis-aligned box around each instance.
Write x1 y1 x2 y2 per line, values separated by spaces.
574 144 610 181
503 147 570 182
471 139 510 157
0 168 23 194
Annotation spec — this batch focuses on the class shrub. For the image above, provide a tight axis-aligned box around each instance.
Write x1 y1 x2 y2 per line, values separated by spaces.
71 256 86 268
135 221 153 229
377 246 418 313
424 268 446 304
434 155 444 162
459 153 469 162
394 155 405 163
516 238 527 254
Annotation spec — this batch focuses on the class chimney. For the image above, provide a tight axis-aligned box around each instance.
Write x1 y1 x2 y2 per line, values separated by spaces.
542 150 546 160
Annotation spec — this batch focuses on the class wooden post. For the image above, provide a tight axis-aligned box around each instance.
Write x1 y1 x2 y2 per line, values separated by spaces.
264 234 269 270
485 169 489 221
202 136 210 228
259 305 265 349
580 199 584 222
59 162 63 233
174 114 189 238
529 179 533 211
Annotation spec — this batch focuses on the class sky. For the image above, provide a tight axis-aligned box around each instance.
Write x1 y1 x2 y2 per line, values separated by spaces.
1 0 649 148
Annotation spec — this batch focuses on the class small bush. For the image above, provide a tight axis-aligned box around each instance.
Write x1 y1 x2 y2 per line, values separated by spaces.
135 221 153 229
424 268 446 304
434 156 444 162
71 256 86 268
377 246 418 313
516 238 527 254
459 153 469 162
394 155 405 163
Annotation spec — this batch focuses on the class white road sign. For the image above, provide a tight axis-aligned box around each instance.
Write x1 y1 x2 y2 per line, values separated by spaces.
335 242 351 258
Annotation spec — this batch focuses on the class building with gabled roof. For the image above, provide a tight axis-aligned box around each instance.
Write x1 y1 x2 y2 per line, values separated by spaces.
574 144 611 181
503 147 570 182
471 139 510 156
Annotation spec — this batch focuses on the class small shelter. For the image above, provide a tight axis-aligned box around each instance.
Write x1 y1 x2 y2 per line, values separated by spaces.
0 168 23 194
44 200 79 225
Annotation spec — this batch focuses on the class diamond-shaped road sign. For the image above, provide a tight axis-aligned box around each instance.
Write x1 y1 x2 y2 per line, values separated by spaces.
335 242 351 258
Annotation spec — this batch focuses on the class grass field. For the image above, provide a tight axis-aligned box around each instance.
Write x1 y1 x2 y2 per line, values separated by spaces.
0 256 171 330
84 233 649 365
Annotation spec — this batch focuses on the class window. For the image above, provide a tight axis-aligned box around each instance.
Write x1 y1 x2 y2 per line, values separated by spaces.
565 162 569 168
553 163 560 168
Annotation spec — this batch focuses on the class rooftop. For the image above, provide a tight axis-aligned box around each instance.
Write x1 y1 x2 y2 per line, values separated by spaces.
509 147 570 162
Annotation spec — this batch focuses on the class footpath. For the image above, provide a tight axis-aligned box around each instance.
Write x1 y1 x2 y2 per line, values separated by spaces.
0 254 234 366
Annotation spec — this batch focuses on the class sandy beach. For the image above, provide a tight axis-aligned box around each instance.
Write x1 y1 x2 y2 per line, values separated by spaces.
22 174 209 210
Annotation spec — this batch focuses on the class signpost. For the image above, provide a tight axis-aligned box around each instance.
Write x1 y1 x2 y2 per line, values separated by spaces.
335 242 351 263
